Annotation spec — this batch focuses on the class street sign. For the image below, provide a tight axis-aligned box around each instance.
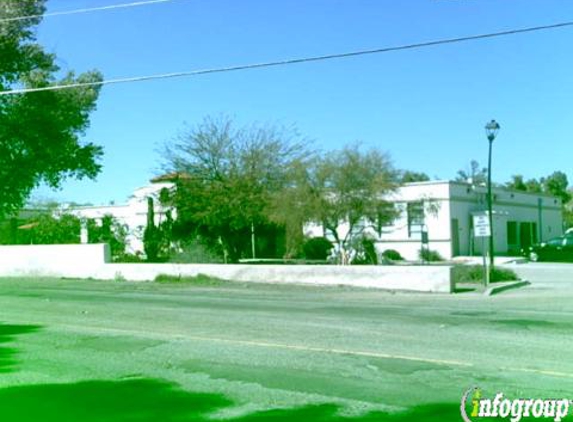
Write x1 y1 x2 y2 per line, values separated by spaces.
473 214 491 237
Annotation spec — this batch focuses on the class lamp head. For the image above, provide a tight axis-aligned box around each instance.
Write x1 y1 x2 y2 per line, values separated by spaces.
485 119 500 142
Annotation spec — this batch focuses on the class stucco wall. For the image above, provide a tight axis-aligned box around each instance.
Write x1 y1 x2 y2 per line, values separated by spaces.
0 244 111 277
449 183 563 256
0 244 453 293
304 181 563 260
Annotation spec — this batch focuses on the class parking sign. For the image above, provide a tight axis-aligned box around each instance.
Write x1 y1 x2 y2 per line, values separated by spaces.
473 214 491 237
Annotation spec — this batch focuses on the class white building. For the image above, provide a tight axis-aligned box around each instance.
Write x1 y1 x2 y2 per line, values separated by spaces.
306 180 563 261
68 179 175 254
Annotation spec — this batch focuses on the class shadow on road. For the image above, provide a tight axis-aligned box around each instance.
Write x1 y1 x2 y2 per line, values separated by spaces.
0 322 507 421
0 323 41 373
0 377 506 421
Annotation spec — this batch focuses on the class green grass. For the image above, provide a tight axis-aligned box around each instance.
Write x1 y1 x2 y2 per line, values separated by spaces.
154 273 227 285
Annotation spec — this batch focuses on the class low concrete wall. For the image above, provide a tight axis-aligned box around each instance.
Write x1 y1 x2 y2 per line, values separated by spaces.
100 264 453 292
0 244 453 293
0 244 111 277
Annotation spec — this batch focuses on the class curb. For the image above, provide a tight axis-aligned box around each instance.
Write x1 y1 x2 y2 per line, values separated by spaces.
484 279 530 296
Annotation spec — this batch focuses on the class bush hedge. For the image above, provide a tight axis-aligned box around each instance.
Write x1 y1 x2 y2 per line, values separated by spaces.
452 265 519 284
419 248 444 262
382 249 403 261
302 237 333 261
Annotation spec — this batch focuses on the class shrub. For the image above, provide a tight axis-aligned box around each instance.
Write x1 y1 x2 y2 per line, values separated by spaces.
169 239 225 264
154 273 225 285
351 236 378 265
114 252 145 263
18 213 81 245
303 237 333 261
382 249 403 261
490 267 519 282
87 215 128 261
419 248 444 262
452 265 519 284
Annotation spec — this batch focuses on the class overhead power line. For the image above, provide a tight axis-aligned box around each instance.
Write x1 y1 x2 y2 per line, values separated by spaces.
1 20 572 96
0 0 182 23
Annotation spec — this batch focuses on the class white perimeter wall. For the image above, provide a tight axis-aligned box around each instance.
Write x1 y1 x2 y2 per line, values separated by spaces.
0 244 453 293
0 244 111 277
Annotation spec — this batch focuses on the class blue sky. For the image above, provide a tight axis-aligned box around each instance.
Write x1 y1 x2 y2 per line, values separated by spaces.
32 0 573 205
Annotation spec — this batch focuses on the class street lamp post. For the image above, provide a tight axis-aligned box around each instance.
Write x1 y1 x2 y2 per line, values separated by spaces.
485 119 500 269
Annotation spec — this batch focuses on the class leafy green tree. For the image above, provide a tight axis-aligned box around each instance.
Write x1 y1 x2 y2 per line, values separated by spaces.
266 160 315 258
271 144 399 264
87 215 128 261
399 170 430 183
505 171 571 201
162 116 310 262
505 175 528 191
525 178 543 193
19 213 81 244
0 1 103 216
505 172 572 230
143 197 161 262
505 175 545 193
542 171 571 205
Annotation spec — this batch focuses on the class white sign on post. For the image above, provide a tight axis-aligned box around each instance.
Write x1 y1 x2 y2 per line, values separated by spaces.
473 214 491 237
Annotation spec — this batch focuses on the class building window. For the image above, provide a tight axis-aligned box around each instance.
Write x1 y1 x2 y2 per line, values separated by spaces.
376 202 396 236
407 201 425 237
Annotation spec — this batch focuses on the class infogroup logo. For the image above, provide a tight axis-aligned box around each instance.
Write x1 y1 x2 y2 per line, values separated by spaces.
461 387 571 422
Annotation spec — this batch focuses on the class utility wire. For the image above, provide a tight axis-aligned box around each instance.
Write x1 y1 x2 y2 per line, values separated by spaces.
0 0 182 23
1 20 572 96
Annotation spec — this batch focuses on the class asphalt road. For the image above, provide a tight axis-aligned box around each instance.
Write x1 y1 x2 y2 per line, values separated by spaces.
507 262 573 289
0 266 571 421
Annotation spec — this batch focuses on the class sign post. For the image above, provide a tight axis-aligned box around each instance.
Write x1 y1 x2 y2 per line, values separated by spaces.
473 214 491 287
421 229 429 264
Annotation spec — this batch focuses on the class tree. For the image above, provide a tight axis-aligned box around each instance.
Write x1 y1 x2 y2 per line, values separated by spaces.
271 144 399 264
0 1 103 216
2 210 127 260
18 213 81 244
455 160 488 185
143 197 160 262
87 215 128 261
162 116 310 262
142 196 174 262
505 172 571 204
505 175 527 192
505 174 546 192
399 170 430 184
524 178 543 193
542 171 571 205
504 171 572 230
